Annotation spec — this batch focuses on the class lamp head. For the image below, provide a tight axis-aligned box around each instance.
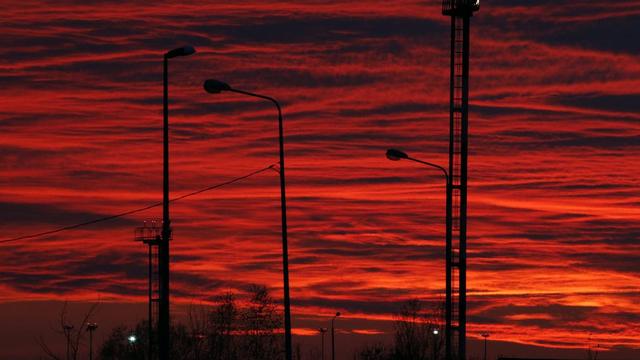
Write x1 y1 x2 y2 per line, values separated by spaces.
386 148 409 161
165 46 196 59
204 79 232 94
128 335 137 343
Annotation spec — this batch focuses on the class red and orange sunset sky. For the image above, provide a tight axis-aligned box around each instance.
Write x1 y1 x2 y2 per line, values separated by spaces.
1 1 639 359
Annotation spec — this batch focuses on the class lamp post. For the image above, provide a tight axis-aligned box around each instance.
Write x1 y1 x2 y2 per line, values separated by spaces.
481 333 490 360
203 79 292 360
331 312 340 360
319 327 328 360
86 323 98 360
63 324 73 360
385 148 451 360
160 45 196 360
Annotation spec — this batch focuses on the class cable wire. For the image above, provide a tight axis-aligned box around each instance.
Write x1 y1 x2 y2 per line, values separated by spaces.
0 162 278 245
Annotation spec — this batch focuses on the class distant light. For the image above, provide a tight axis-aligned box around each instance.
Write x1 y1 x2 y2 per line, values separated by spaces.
128 335 137 343
433 329 439 335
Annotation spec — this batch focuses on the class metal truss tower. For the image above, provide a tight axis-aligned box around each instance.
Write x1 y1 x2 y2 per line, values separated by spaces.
442 1 479 359
135 222 162 360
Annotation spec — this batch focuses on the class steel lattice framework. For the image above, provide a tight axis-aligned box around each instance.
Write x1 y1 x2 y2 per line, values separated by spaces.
442 1 479 359
135 222 162 360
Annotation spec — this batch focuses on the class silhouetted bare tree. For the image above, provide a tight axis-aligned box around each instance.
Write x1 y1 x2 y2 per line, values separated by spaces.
188 292 239 360
357 343 391 360
355 299 444 360
238 285 283 360
393 300 443 360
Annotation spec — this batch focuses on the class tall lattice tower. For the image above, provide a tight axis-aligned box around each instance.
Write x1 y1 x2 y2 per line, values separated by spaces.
135 221 162 360
442 1 479 360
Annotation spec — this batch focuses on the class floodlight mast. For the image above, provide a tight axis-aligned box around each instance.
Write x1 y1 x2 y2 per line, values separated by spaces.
441 1 478 360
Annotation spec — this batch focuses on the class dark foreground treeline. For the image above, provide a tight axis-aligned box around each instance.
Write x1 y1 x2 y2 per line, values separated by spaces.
101 285 283 359
356 299 444 360
38 286 446 360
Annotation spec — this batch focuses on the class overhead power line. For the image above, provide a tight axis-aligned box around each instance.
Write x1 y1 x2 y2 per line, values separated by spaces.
0 162 278 245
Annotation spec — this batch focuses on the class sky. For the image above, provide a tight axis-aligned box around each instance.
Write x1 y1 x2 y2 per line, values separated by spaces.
0 0 639 359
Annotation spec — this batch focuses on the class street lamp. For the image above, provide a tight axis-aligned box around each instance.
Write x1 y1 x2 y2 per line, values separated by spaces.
86 323 98 360
481 333 490 360
203 79 292 360
331 312 341 360
319 327 328 360
385 149 448 182
160 45 196 360
63 324 73 360
385 148 452 358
